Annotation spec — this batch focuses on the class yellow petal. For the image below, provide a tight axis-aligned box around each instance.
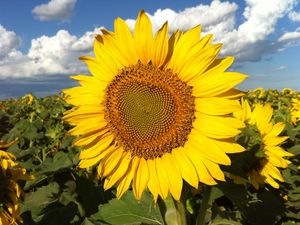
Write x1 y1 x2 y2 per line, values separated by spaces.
263 136 288 146
73 129 108 146
134 10 153 64
264 163 284 182
99 29 134 68
133 157 149 200
79 146 113 168
265 122 285 137
116 157 140 198
162 153 183 201
261 172 279 188
178 44 222 82
193 112 244 139
79 134 114 159
172 148 199 188
100 148 124 177
265 151 289 168
104 152 132 190
80 55 116 82
265 146 293 157
63 86 104 106
114 17 138 64
196 97 241 115
166 26 201 73
250 104 273 134
70 74 108 90
215 88 245 99
204 56 234 74
192 72 248 98
68 119 107 136
185 145 217 185
155 157 169 199
64 105 105 121
214 139 245 154
147 159 160 202
152 22 169 67
201 158 225 181
187 130 231 165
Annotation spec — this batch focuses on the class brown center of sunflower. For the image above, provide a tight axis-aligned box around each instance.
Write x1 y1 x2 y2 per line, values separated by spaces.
105 62 195 159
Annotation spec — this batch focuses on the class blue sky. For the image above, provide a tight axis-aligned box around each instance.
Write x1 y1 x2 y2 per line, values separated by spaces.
1 0 300 99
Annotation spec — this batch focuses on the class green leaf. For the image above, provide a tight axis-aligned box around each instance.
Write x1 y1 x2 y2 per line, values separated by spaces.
90 191 164 225
37 151 74 174
288 145 300 155
217 181 284 225
21 182 60 222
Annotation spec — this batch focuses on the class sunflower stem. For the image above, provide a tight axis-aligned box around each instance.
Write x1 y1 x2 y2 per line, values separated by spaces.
174 199 188 225
196 185 212 225
159 196 187 225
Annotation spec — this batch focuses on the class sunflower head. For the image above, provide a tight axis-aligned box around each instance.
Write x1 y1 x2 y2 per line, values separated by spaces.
0 140 32 225
233 99 293 189
21 93 35 105
63 10 247 201
291 98 300 124
282 88 293 95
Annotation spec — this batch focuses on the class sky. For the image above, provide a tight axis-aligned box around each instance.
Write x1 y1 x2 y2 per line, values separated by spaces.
1 0 300 99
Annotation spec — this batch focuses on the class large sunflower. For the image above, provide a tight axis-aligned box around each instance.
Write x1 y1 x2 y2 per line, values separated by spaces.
234 99 293 189
0 141 31 225
63 11 247 201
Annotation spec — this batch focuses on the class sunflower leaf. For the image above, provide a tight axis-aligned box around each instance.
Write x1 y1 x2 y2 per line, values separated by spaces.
90 191 164 225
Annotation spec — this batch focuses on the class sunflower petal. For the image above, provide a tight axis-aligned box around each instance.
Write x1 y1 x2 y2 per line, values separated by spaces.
134 10 153 64
196 97 241 115
155 157 169 199
133 157 149 200
172 148 198 188
162 153 183 201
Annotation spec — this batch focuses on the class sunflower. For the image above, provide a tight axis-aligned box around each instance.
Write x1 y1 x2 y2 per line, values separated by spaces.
234 99 293 189
63 11 247 201
0 140 32 225
291 98 300 124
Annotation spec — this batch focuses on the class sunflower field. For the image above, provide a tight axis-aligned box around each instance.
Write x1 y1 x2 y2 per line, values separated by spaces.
0 88 299 225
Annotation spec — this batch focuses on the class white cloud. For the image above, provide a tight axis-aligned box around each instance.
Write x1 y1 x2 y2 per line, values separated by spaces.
32 0 76 21
273 65 287 72
0 26 100 78
126 0 296 61
126 0 238 35
0 25 21 60
278 27 300 41
288 10 300 21
220 0 296 61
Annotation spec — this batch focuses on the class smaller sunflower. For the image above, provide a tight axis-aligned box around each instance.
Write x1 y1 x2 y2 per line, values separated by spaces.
282 88 293 96
21 94 35 105
233 99 293 189
291 98 300 125
0 140 32 225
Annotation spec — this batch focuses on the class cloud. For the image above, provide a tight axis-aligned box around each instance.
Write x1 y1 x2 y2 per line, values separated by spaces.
1 0 299 79
278 28 300 41
0 26 100 78
288 10 300 21
32 0 77 21
126 0 296 62
273 65 287 72
0 25 21 61
126 0 238 34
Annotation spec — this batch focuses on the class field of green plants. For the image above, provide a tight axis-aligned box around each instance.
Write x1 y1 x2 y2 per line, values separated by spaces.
0 89 299 225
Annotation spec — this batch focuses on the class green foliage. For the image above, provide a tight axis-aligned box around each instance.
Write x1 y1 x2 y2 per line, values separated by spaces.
90 191 164 225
